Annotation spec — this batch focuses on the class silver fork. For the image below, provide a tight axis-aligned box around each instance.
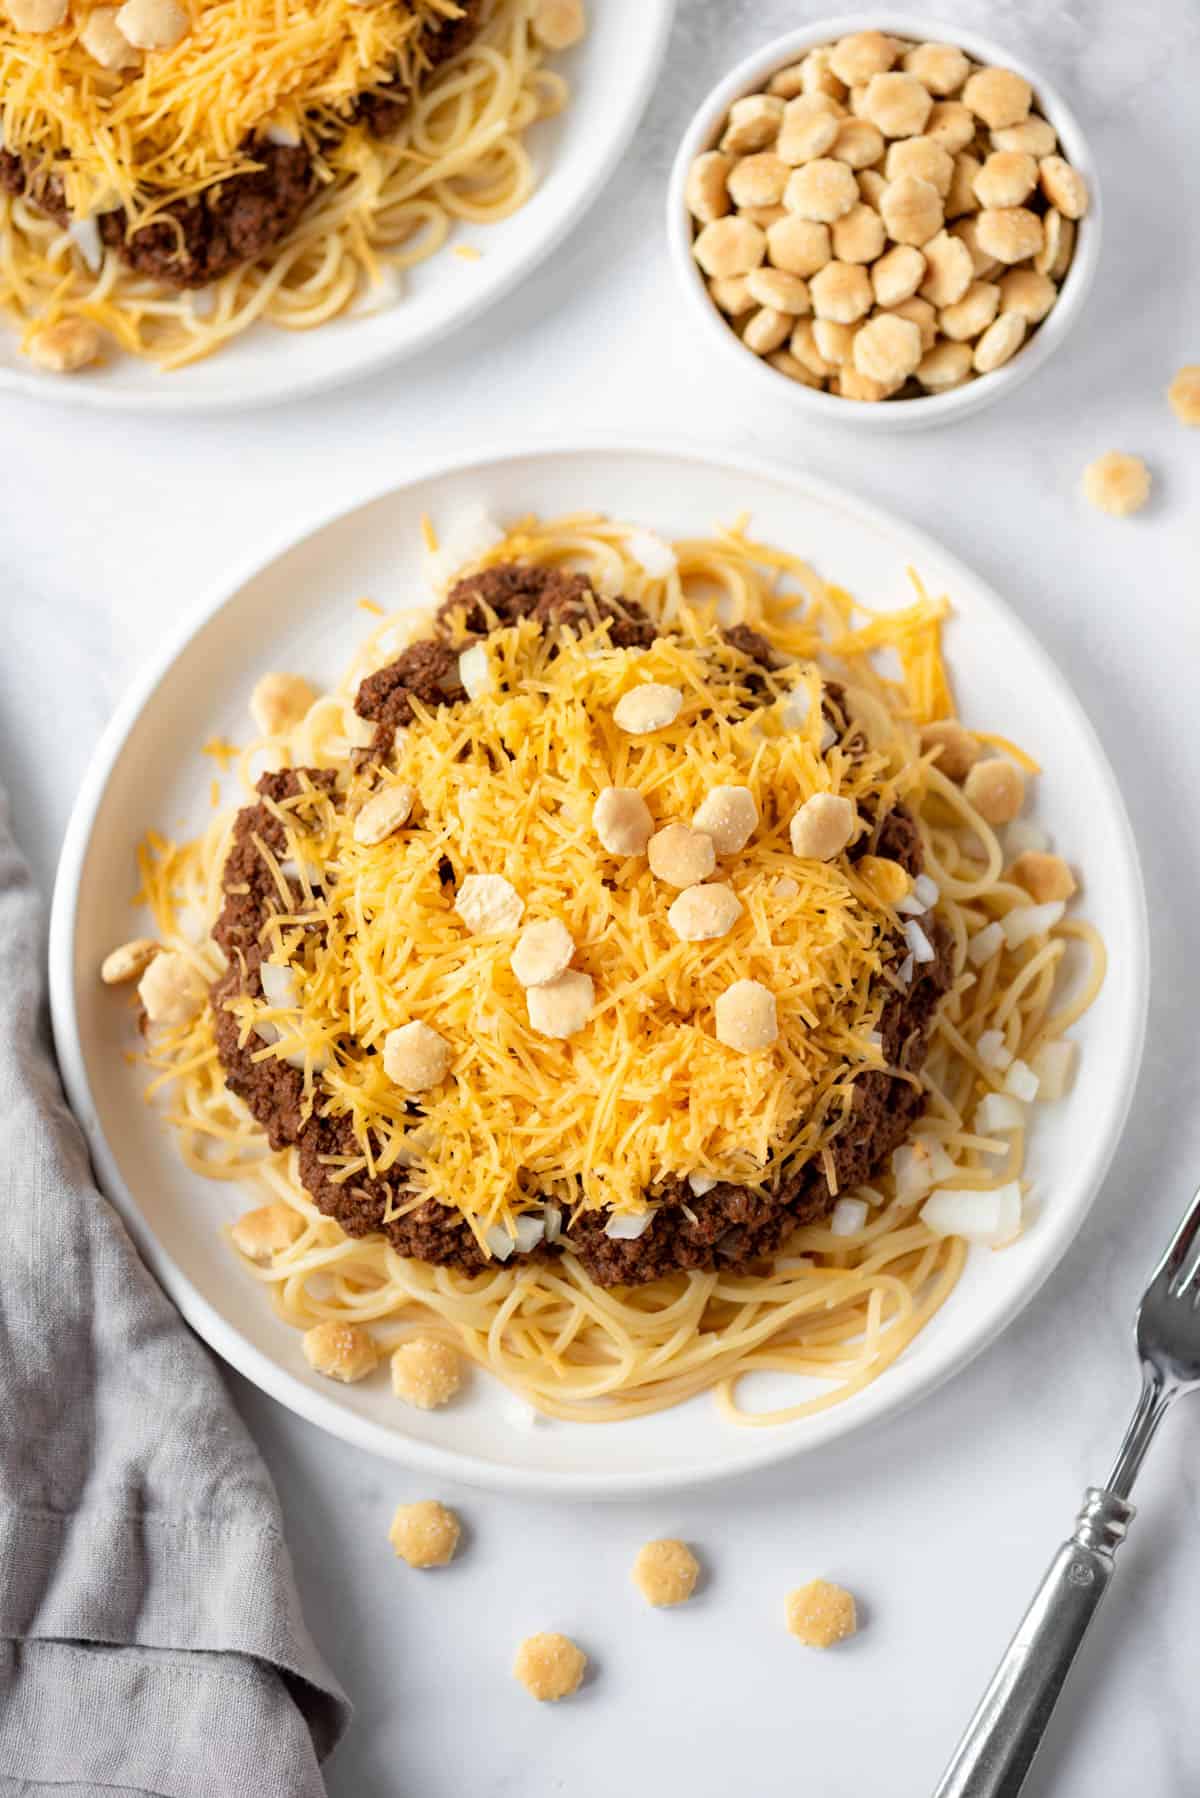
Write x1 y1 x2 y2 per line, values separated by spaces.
934 1182 1200 1797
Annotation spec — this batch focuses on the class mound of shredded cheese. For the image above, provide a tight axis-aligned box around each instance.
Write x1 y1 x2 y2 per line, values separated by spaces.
0 0 456 221
212 611 935 1250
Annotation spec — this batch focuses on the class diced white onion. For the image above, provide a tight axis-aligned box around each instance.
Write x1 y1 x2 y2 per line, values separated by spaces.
604 1211 653 1240
260 961 299 1009
820 721 837 752
892 1141 935 1203
896 891 927 916
542 1202 563 1244
69 216 103 272
687 1173 718 1197
904 919 936 964
457 642 492 700
485 1225 515 1261
974 1091 1025 1135
344 711 377 749
624 528 677 579
1002 900 1065 950
512 1214 545 1254
923 1139 958 1184
264 122 300 146
278 855 324 888
892 1138 957 1202
780 686 812 730
977 1029 1013 1071
423 508 504 595
897 952 915 986
921 1182 1022 1245
966 922 1005 967
830 1197 869 1236
912 874 939 909
260 961 328 1072
1031 1040 1077 1102
1004 1057 1040 1101
863 1029 883 1052
1006 818 1050 857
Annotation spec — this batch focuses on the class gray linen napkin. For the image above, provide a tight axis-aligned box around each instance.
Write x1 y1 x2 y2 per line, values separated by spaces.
0 787 351 1797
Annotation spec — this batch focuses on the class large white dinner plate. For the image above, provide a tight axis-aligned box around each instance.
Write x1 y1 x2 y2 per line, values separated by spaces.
0 0 674 413
49 443 1148 1495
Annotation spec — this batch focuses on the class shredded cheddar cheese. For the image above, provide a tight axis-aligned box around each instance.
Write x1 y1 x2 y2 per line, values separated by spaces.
206 614 935 1247
202 736 239 770
0 0 456 221
125 511 1105 1431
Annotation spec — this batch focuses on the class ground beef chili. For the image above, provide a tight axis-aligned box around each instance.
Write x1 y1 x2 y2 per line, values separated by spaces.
353 562 659 756
104 145 315 288
720 622 783 702
354 638 465 747
211 764 491 1273
1 0 482 288
210 566 954 1287
1 136 318 288
210 767 338 1146
356 0 483 134
564 924 951 1285
435 561 658 647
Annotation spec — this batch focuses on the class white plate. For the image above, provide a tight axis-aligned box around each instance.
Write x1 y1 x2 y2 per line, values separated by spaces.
0 0 674 414
49 442 1148 1495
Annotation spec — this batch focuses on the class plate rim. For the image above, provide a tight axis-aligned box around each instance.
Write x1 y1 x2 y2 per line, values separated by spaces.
48 437 1151 1496
0 0 677 415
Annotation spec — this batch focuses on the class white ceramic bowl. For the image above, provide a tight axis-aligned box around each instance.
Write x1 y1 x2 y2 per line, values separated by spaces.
666 14 1102 432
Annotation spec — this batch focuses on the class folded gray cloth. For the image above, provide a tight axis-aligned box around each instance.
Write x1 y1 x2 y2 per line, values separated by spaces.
0 787 351 1796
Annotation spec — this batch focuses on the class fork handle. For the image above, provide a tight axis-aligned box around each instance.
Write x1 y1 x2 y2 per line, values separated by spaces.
932 1487 1135 1798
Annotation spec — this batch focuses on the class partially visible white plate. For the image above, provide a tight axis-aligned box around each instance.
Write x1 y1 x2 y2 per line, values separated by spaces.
48 443 1148 1495
0 0 674 413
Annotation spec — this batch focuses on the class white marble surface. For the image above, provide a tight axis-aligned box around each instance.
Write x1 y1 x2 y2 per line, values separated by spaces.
4 2 1200 1791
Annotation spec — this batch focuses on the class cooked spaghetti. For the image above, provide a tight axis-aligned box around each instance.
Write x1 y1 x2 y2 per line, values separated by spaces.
0 0 574 370
119 511 1103 1425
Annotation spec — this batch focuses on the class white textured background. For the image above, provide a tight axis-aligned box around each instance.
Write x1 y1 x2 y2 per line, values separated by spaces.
4 2 1200 1792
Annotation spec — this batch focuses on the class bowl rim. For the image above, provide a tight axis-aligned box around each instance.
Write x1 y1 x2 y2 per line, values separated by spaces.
665 11 1102 428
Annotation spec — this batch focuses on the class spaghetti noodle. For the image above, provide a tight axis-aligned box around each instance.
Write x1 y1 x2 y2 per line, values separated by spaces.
128 512 1104 1424
0 0 569 369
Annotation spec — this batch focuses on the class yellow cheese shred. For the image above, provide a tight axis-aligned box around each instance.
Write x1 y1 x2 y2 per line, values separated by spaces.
216 611 934 1241
0 0 454 221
